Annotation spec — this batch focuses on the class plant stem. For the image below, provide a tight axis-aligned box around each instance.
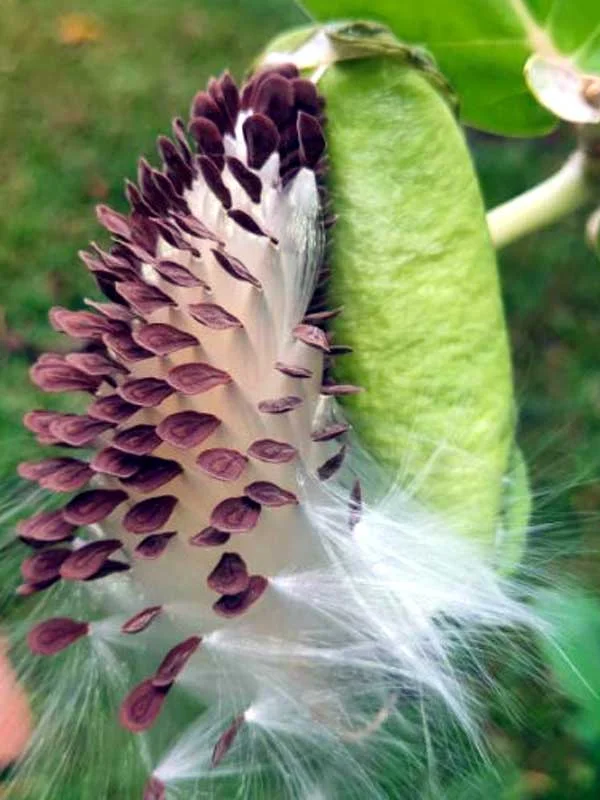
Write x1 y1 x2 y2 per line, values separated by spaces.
487 152 592 249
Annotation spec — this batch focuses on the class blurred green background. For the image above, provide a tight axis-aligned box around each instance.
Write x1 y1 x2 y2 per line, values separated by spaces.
2 0 600 797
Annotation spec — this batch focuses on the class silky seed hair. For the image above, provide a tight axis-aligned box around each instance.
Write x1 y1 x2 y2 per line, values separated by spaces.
10 64 538 799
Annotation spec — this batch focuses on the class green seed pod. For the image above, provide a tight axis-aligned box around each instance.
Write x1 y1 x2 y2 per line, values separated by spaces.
260 23 525 559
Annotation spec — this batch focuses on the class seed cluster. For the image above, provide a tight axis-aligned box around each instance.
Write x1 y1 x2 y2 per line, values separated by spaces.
15 65 363 795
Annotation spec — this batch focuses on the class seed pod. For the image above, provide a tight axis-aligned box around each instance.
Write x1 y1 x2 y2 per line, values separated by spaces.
260 22 523 552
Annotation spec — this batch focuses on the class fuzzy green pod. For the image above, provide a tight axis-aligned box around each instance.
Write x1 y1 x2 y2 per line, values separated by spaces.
260 23 524 557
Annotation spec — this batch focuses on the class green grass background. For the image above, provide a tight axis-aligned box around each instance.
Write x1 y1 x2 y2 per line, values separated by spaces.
2 0 600 797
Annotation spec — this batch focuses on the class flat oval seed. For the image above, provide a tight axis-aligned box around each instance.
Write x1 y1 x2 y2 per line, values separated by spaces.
210 496 261 533
311 422 350 442
119 378 174 407
189 527 230 547
258 396 303 414
154 259 205 288
112 424 162 455
60 539 122 581
207 553 250 594
317 446 347 482
152 636 202 687
117 282 175 315
211 715 245 767
121 458 183 493
134 532 176 560
167 363 231 395
211 249 261 289
293 323 329 352
87 395 140 423
21 549 70 583
133 323 198 356
28 617 89 655
50 413 115 444
122 605 162 634
119 679 170 733
212 575 268 618
243 481 298 507
247 439 297 463
187 302 242 330
123 496 178 534
63 489 128 526
157 411 221 449
275 361 312 379
17 511 76 543
196 448 248 482
91 447 142 478
242 113 279 169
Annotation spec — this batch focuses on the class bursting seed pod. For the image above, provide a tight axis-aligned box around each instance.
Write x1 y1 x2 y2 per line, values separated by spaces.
7 23 535 800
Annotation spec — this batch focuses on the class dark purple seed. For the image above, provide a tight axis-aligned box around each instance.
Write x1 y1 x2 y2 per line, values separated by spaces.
189 117 224 160
321 384 363 397
220 72 240 127
49 308 121 339
150 217 199 255
119 679 170 733
119 378 174 408
134 532 176 560
96 204 131 239
211 715 245 767
187 302 242 330
65 351 128 377
189 527 230 547
293 324 329 352
225 156 262 204
122 605 162 634
275 361 312 379
28 617 89 656
254 74 293 127
122 458 183 493
258 396 303 414
21 549 70 583
243 481 298 507
152 636 202 688
19 458 93 492
103 331 154 363
17 578 60 597
112 425 162 455
227 209 270 240
207 552 250 594
311 422 350 442
171 213 219 243
49 413 115 446
154 259 205 288
123 496 178 534
133 323 198 356
30 360 100 393
144 776 166 800
157 411 221 449
157 136 193 186
211 249 261 289
242 114 279 170
23 410 61 438
197 155 231 208
87 395 140 424
292 78 320 113
60 539 123 581
212 575 268 618
63 489 128 526
190 91 226 132
349 479 362 531
317 446 347 481
116 282 176 316
17 511 76 544
210 496 261 533
91 447 142 478
297 112 326 167
196 448 248 482
247 439 297 463
172 117 194 167
167 362 231 395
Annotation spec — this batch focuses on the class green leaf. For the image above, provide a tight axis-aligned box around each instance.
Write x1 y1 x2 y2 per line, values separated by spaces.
299 0 600 135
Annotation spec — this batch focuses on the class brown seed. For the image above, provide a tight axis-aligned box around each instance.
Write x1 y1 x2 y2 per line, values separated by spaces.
257 396 303 414
243 481 298 507
28 617 89 656
134 532 176 560
19 457 93 492
242 113 279 170
317 446 347 481
91 447 142 478
103 331 154 363
119 679 170 733
152 636 202 687
21 549 70 583
187 302 243 330
189 527 230 547
63 489 128 526
17 511 76 544
119 378 174 408
247 438 297 463
154 259 206 288
121 457 183 493
65 351 128 377
196 448 248 482
133 323 198 356
311 422 350 442
275 361 312 379
123 495 178 534
87 395 140 424
30 359 101 394
207 552 250 594
293 324 329 352
167 362 231 395
226 156 262 204
157 411 221 449
212 575 268 618
122 605 162 634
60 539 123 581
211 248 261 289
210 496 261 533
211 715 245 767
50 413 116 444
227 209 270 240
112 424 162 455
117 282 176 316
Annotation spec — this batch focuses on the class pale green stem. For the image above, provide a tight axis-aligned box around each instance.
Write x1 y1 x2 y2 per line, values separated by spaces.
487 152 592 249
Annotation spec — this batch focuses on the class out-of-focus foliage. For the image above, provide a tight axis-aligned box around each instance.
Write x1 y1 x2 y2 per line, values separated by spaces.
2 0 600 797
